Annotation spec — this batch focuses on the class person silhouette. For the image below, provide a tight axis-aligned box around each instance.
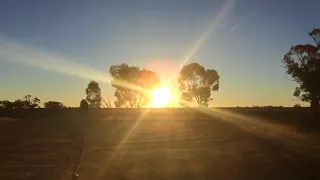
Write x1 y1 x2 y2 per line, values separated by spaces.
72 99 89 179
80 99 89 110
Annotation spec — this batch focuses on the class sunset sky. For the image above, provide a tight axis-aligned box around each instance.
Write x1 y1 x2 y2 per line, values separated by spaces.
0 0 319 107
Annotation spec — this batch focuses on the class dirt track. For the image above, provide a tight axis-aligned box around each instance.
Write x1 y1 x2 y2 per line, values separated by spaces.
1 114 320 180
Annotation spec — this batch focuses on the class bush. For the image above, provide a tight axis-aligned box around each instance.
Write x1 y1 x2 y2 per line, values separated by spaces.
294 104 302 108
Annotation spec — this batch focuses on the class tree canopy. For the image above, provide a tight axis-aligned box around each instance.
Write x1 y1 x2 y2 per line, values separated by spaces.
283 28 320 116
0 95 40 109
43 101 66 108
178 63 220 107
109 64 160 108
86 81 102 108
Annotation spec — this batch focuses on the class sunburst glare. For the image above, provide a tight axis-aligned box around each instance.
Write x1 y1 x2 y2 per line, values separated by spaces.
149 86 173 107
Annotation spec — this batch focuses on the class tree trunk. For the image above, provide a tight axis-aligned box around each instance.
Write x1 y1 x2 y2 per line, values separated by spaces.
310 93 318 120
129 100 134 108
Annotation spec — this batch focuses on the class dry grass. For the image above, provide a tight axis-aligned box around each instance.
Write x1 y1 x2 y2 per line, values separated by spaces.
0 108 320 180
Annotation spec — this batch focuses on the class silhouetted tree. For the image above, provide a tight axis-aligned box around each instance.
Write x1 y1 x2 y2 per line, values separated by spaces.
44 101 66 108
0 95 40 109
109 64 160 108
138 69 161 106
12 100 25 109
102 99 113 108
85 81 102 108
283 28 320 117
294 104 302 108
0 100 13 109
110 64 140 108
22 95 41 108
179 92 193 107
178 63 220 107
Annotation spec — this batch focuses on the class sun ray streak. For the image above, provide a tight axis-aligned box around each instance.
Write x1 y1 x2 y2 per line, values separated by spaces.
0 38 109 83
95 109 150 179
0 38 152 95
175 0 236 78
179 99 305 140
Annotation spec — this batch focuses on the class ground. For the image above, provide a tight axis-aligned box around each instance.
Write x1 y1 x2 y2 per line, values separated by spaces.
1 109 320 180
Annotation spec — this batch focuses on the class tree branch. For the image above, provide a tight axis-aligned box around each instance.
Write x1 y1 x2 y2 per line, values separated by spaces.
129 99 134 108
305 28 310 36
295 51 304 65
285 73 298 83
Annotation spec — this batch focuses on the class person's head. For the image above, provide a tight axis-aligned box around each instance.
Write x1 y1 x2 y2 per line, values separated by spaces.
80 99 88 109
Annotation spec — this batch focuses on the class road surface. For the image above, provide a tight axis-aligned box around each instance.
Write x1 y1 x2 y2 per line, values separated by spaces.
1 114 320 180
78 115 320 180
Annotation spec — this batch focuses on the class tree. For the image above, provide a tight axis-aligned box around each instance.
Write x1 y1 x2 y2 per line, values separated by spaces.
85 81 102 108
109 64 160 108
102 99 113 108
110 64 140 108
178 63 220 107
44 101 66 108
0 100 13 109
294 104 302 108
283 28 320 117
12 100 25 109
138 69 161 106
22 95 41 108
179 92 193 107
0 95 40 109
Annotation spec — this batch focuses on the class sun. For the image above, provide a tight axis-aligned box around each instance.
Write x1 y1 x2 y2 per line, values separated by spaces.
149 86 173 107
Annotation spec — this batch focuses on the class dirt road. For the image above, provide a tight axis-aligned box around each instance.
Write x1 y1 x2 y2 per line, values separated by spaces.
1 114 320 180
77 115 320 180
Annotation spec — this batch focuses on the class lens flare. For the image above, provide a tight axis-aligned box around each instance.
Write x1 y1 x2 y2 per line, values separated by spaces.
149 86 173 107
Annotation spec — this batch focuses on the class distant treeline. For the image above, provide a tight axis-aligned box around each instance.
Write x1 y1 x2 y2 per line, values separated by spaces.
0 94 303 110
1 62 221 109
239 106 284 108
240 105 303 108
0 95 67 109
0 94 306 110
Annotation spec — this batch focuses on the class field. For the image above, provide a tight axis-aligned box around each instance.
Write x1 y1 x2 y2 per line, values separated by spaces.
1 108 320 180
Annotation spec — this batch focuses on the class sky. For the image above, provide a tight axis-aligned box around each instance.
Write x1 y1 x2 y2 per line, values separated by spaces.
0 0 319 107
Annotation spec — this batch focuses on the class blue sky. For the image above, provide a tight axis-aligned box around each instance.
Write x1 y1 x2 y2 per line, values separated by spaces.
0 0 319 107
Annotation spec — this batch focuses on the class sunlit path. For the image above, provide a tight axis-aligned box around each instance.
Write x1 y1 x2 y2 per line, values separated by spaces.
73 111 320 180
